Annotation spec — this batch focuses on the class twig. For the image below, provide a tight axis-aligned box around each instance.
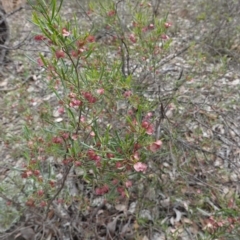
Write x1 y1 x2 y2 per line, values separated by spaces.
0 7 24 25
44 163 73 221
0 75 33 92
0 33 31 50
159 45 191 67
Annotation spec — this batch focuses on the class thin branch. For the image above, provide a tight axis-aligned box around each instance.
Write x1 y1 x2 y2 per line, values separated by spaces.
44 163 73 221
0 33 31 50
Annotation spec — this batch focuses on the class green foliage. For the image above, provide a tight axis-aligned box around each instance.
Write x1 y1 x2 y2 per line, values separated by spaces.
20 0 171 208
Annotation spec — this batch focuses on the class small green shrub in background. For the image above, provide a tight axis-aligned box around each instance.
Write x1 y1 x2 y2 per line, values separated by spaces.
196 0 240 59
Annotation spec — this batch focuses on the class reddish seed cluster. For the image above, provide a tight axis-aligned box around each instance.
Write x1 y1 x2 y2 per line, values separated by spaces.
129 34 137 43
123 90 132 98
37 190 44 197
49 180 55 188
148 140 162 153
21 170 33 178
115 161 122 169
34 35 46 41
83 91 97 104
96 88 104 95
164 22 172 28
125 180 132 188
141 121 154 135
142 25 153 32
71 50 80 58
112 179 118 185
70 40 86 58
133 162 147 173
40 201 47 207
107 10 116 17
68 92 82 107
106 153 114 159
87 35 95 43
132 151 139 161
74 161 81 167
203 216 239 233
26 198 35 207
21 169 41 179
72 38 89 57
69 92 76 98
161 34 169 40
148 23 154 30
71 134 78 141
87 149 101 163
61 132 69 140
58 106 65 115
95 184 109 195
33 170 40 176
62 157 73 165
117 186 126 198
37 58 44 67
134 142 141 151
69 99 82 107
77 40 85 48
55 50 65 59
52 136 63 144
62 28 70 37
